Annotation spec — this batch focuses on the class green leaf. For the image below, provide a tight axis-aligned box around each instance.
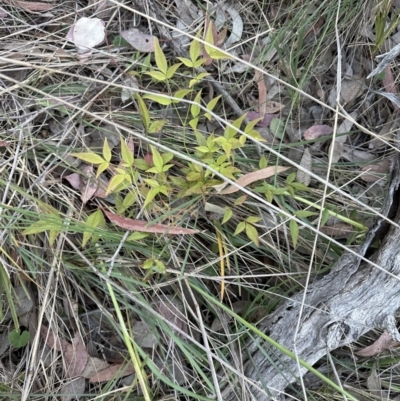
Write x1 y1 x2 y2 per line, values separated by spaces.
270 118 285 139
8 329 30 348
244 118 261 134
246 216 261 224
154 37 168 74
82 209 105 247
122 192 137 208
136 94 150 130
177 57 194 67
286 172 296 184
113 35 130 47
234 195 247 205
148 120 167 134
102 138 111 162
144 187 160 207
233 221 246 236
195 131 207 146
189 117 199 130
173 89 192 102
162 164 173 172
204 95 221 121
204 22 232 60
189 72 210 88
96 161 109 177
162 153 173 164
196 146 210 153
107 174 127 194
294 210 316 218
225 114 246 139
190 31 202 62
22 218 63 235
166 63 182 79
142 258 154 270
321 208 330 227
289 219 299 248
150 145 163 171
193 59 206 68
246 129 265 141
134 158 150 170
146 71 167 81
259 156 268 169
221 208 233 224
245 223 259 247
143 94 172 105
221 142 232 157
70 152 105 165
127 232 150 241
144 178 160 188
120 138 134 167
153 259 166 274
191 90 202 118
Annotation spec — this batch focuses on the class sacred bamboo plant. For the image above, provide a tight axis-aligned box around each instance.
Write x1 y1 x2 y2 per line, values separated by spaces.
24 22 367 251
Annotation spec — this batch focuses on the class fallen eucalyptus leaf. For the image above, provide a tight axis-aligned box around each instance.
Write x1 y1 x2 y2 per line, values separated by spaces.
120 29 155 53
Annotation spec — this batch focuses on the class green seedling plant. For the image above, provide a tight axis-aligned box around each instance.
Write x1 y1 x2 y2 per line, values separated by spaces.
372 0 400 54
25 27 366 253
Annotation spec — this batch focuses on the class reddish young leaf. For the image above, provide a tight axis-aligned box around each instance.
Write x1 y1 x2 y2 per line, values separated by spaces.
219 166 289 195
103 210 199 234
303 125 333 141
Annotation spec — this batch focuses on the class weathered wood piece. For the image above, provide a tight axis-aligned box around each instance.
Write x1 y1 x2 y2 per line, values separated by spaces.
222 151 400 400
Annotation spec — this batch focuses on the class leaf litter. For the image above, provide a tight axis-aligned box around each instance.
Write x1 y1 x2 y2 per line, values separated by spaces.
3 0 400 398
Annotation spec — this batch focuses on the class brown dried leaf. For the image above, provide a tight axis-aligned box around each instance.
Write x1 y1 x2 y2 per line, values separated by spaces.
60 377 86 401
81 357 110 379
64 173 81 190
64 333 89 378
356 331 396 357
246 111 277 127
120 29 155 53
103 210 199 234
155 295 187 338
255 71 267 118
219 166 289 195
4 0 54 11
303 125 333 141
80 164 98 204
361 159 391 182
383 65 397 94
40 325 69 352
217 26 228 46
340 78 364 106
296 148 312 187
264 101 285 114
0 140 9 147
320 224 353 237
132 321 157 348
89 363 135 383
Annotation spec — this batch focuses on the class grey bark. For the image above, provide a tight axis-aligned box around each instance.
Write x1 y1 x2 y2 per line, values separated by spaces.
222 151 400 401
